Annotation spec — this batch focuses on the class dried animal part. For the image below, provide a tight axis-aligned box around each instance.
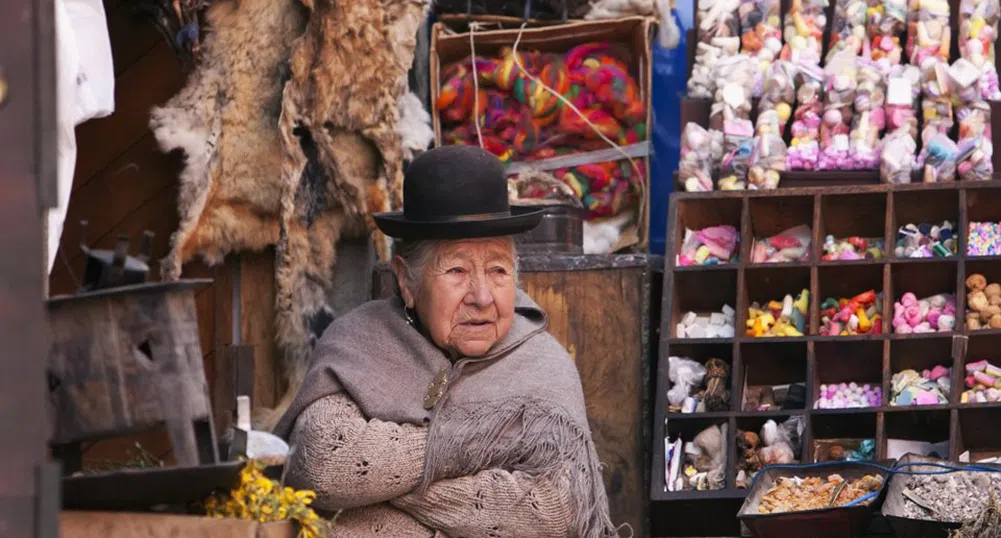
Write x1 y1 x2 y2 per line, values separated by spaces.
905 471 1001 523
703 358 731 411
508 170 583 207
149 0 307 281
269 0 432 426
135 0 213 68
397 92 435 161
950 490 1001 538
758 474 884 514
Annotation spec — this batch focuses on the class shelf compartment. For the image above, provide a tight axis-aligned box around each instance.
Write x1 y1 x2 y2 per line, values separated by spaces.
816 264 887 337
818 192 888 262
965 188 1001 258
734 414 807 489
890 189 960 259
746 196 814 265
889 262 959 335
963 259 1001 333
959 333 1001 406
661 417 730 495
888 338 956 407
664 343 734 414
738 341 807 412
814 340 884 410
810 412 878 463
957 406 1001 462
742 266 812 338
674 197 743 267
884 409 951 460
669 269 738 339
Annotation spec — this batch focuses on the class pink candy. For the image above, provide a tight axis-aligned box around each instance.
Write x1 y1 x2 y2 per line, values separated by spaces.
892 293 957 334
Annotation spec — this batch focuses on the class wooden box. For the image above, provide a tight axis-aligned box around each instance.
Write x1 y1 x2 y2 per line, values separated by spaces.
60 511 294 538
654 182 1001 518
429 17 655 251
373 254 654 537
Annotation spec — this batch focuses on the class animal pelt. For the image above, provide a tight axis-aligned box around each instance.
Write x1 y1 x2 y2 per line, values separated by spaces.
266 0 431 428
586 0 681 50
149 0 307 280
433 0 590 19
397 91 435 161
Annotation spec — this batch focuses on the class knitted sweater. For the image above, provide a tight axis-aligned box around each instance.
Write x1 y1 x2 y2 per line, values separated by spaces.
287 392 574 538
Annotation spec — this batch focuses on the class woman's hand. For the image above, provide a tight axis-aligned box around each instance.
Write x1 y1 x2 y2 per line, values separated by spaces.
285 392 427 511
390 467 574 538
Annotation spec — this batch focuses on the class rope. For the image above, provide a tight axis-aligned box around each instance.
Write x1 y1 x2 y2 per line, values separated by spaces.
469 22 485 149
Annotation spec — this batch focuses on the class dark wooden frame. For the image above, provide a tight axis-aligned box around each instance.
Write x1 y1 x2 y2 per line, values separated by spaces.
653 181 1001 505
0 0 58 535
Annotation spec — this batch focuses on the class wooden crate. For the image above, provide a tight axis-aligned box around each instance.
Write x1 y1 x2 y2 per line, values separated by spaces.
373 254 654 537
654 182 1001 520
60 511 294 538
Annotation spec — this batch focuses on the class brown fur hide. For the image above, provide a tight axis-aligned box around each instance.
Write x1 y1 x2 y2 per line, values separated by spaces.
149 0 306 279
269 0 431 425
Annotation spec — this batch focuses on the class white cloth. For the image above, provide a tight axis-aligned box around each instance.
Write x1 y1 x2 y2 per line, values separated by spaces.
48 0 115 274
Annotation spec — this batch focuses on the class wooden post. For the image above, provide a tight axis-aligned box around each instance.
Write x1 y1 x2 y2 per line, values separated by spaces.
0 0 57 535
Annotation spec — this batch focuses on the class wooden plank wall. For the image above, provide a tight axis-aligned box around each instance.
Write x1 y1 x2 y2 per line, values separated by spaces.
47 0 226 467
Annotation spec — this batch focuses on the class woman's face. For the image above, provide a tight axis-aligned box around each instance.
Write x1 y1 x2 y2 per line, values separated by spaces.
395 238 517 357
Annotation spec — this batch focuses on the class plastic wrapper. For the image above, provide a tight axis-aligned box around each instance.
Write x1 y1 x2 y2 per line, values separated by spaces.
758 61 797 132
906 0 951 65
957 104 994 181
781 0 827 65
739 0 783 96
667 356 708 407
748 110 787 189
850 110 883 169
787 64 824 170
885 75 918 138
920 59 954 143
959 0 1000 66
880 128 917 183
718 119 754 190
818 53 857 170
918 132 959 182
680 122 715 192
869 0 907 66
827 0 867 61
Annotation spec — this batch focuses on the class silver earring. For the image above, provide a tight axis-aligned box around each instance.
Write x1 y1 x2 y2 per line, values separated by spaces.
404 306 416 326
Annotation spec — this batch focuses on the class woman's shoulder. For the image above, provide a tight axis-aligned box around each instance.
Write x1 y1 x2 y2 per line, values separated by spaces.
320 298 401 338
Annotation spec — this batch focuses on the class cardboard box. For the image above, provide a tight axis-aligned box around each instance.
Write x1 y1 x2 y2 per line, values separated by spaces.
429 16 655 251
60 511 297 538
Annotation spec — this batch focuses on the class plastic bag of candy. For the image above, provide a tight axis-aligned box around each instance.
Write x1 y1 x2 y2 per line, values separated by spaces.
885 76 918 138
748 110 787 189
781 0 827 65
906 0 952 65
978 63 1001 100
818 53 857 169
870 0 907 66
698 0 741 45
918 132 960 182
787 63 824 170
880 128 917 183
855 58 887 113
959 0 1000 66
920 59 954 141
709 55 756 130
719 118 754 190
680 122 715 192
888 64 922 110
689 40 742 98
957 104 993 181
827 0 867 61
850 110 883 169
739 0 783 59
759 61 798 131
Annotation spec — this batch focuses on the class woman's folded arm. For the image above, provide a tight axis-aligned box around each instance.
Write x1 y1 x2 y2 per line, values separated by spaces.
285 392 427 511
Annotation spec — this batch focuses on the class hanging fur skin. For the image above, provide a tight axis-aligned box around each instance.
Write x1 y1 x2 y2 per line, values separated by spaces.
149 0 307 279
265 0 431 428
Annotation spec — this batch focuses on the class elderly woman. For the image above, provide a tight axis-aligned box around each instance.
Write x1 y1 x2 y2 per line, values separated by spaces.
274 145 618 538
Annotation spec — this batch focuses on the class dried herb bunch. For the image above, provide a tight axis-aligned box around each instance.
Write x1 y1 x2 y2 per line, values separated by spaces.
951 490 1001 538
703 358 731 411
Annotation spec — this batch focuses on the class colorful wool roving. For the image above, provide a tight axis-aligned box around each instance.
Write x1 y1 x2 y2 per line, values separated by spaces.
436 42 646 219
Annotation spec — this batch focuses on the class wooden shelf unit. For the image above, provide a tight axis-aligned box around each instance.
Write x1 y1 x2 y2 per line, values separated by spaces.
653 181 1001 502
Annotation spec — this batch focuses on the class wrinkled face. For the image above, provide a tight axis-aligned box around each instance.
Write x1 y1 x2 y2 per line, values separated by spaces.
394 238 517 358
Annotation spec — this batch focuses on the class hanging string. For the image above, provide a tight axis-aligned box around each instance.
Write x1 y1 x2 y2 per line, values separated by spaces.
469 22 486 149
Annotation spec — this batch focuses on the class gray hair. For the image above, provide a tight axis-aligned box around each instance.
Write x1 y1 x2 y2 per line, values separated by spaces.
393 238 520 298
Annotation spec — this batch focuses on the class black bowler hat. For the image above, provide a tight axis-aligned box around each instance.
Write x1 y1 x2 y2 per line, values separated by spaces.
374 145 543 240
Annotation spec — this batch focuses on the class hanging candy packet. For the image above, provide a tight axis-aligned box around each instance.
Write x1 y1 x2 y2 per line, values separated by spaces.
959 0 1000 66
719 118 755 190
920 59 954 142
818 53 858 170
680 122 715 192
739 0 783 91
870 0 907 66
748 110 787 189
827 0 867 60
885 75 918 138
880 128 917 183
781 0 827 65
759 61 798 132
978 63 1001 100
689 43 735 98
906 0 952 65
690 0 742 98
956 103 993 181
788 63 825 170
698 0 741 46
918 132 960 182
850 110 883 169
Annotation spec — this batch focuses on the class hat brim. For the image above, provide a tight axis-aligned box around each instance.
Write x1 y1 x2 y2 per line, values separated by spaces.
373 206 545 240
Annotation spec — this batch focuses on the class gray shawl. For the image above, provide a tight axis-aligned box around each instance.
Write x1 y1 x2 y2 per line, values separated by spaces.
274 290 618 538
